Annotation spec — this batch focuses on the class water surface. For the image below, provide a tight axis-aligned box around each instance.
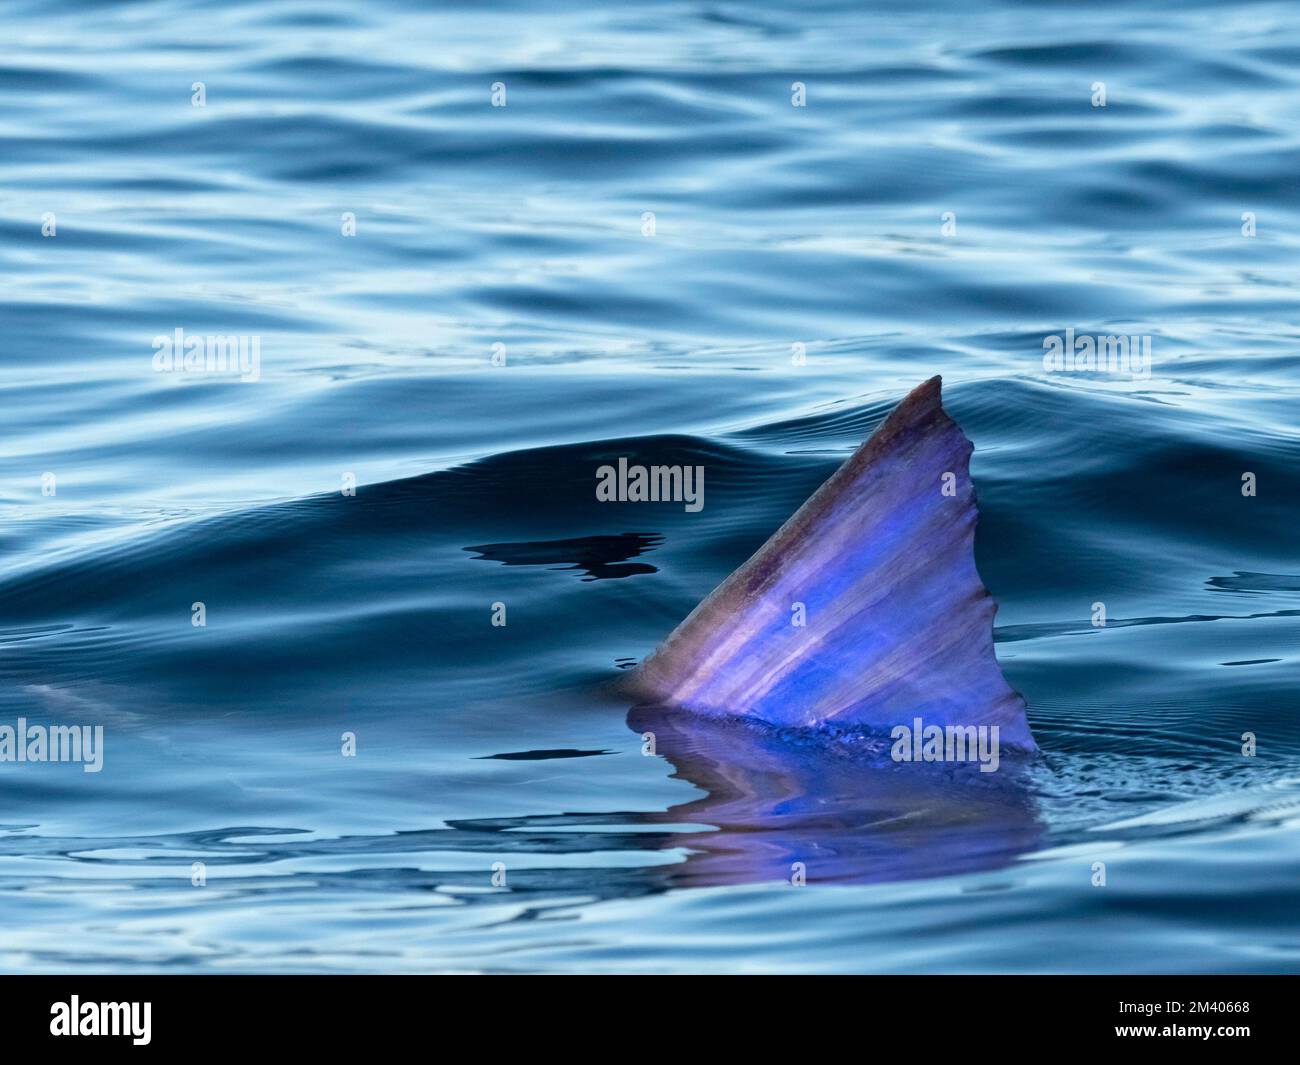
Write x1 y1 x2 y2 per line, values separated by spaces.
2 0 1299 973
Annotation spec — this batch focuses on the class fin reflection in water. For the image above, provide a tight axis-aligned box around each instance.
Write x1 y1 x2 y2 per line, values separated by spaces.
629 705 1042 887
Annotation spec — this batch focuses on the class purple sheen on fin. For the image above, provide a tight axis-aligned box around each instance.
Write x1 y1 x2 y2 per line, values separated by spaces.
630 377 1035 750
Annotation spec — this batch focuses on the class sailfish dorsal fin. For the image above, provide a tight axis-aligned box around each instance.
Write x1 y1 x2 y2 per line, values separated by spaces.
632 377 1034 750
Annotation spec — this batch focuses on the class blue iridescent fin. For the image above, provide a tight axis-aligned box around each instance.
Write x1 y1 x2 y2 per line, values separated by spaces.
632 377 1034 750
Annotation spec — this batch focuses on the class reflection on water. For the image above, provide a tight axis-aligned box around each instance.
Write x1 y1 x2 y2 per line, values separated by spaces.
628 705 1043 887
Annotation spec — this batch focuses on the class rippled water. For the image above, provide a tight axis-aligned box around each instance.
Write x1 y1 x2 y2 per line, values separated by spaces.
2 0 1299 973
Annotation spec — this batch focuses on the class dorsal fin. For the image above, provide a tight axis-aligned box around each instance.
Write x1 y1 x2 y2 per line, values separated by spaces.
632 377 1034 750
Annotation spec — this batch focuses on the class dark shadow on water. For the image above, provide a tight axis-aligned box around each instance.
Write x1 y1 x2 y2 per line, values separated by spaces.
464 533 663 581
1206 571 1300 595
477 748 611 761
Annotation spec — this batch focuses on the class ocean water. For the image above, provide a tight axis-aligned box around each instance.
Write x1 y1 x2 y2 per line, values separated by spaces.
2 0 1299 974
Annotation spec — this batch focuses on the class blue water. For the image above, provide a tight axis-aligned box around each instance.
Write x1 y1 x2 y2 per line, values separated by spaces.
3 0 1299 973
